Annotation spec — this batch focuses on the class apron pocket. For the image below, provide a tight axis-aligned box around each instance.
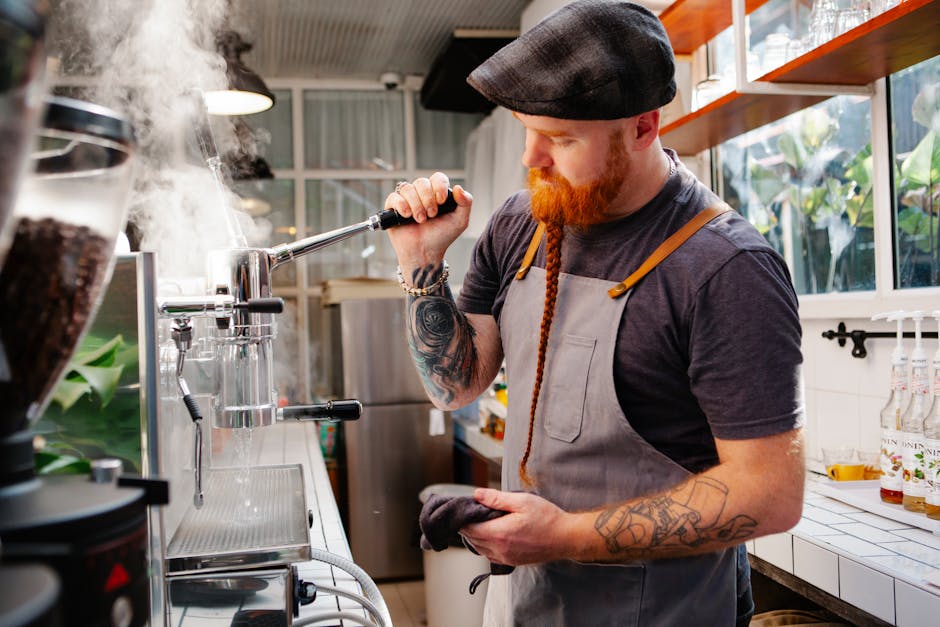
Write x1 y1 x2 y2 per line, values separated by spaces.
542 334 596 443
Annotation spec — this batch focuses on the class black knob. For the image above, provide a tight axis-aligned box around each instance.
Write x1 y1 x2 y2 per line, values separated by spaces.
280 399 362 422
376 189 458 230
235 297 284 314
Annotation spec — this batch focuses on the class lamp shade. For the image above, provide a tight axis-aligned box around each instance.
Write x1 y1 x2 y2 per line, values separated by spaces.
204 31 275 115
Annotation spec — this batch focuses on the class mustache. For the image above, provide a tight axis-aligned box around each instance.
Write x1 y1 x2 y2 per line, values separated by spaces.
528 168 563 185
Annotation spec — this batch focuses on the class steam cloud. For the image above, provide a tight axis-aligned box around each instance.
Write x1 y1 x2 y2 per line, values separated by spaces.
49 0 266 284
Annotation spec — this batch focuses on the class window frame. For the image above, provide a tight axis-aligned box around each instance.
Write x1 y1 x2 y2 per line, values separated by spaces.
265 78 474 400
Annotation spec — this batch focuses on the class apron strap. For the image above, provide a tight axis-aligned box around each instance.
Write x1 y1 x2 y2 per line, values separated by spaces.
515 221 547 280
607 203 732 298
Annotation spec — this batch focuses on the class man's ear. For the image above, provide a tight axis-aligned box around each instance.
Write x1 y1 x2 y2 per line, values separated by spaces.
633 110 661 149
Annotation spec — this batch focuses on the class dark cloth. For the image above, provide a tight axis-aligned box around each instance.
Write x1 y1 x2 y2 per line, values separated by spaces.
419 493 508 552
418 493 513 593
467 0 676 120
456 150 804 474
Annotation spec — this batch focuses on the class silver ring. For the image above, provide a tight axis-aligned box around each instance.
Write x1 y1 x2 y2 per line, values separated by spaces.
395 181 409 194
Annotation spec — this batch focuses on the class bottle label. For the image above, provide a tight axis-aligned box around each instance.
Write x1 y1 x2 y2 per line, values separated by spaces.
891 371 908 391
912 371 930 395
881 428 903 491
926 437 940 506
901 432 926 497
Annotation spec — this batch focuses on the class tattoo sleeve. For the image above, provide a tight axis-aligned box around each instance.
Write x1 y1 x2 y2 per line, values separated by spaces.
593 476 757 558
406 263 478 406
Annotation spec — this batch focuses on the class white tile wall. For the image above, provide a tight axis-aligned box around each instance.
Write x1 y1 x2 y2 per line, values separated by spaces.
839 556 896 623
793 537 840 596
895 580 940 627
802 317 903 458
815 390 861 454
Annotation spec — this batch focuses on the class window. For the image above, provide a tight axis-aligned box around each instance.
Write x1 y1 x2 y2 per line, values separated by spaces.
889 55 940 289
303 90 406 170
240 83 480 402
719 95 875 295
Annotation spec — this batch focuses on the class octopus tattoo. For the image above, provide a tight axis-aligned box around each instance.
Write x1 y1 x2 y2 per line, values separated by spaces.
594 476 757 557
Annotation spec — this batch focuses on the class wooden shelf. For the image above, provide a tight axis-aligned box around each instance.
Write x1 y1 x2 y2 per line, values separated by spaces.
660 0 770 55
661 0 940 155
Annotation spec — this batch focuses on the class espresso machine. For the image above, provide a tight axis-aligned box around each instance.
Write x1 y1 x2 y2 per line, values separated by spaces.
153 138 457 623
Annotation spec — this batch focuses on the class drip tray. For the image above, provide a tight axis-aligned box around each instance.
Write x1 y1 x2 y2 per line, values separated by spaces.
166 464 311 575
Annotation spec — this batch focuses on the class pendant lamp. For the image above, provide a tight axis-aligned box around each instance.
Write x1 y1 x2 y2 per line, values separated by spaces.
204 30 275 115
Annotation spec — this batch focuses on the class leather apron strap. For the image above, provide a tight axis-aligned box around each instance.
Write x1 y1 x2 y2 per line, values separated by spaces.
513 204 732 297
608 204 731 298
515 221 547 280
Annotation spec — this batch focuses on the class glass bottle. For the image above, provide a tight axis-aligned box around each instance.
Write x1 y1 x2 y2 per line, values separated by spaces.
901 312 928 512
924 310 940 520
874 311 907 504
925 396 940 519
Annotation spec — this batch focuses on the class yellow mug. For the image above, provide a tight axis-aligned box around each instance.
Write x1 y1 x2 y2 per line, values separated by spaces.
827 463 865 481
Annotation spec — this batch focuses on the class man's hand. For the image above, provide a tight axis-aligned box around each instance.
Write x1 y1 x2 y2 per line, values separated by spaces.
384 172 472 271
459 488 578 566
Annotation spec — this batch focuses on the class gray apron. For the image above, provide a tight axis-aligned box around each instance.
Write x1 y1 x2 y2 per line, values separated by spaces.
495 215 737 626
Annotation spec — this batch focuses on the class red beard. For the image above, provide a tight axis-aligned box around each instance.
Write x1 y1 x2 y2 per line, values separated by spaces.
527 131 628 228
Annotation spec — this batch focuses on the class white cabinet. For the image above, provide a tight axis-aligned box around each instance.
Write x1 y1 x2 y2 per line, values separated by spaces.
895 580 940 627
753 533 793 573
838 556 895 624
793 537 839 597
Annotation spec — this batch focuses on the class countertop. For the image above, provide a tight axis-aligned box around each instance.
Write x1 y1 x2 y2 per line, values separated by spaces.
452 411 504 462
748 474 940 626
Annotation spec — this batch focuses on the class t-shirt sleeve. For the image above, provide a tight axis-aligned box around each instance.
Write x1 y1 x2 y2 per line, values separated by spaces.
456 220 502 316
687 250 804 440
456 193 531 319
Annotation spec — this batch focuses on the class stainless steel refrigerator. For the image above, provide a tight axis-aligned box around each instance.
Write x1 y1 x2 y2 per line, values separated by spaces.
327 295 453 580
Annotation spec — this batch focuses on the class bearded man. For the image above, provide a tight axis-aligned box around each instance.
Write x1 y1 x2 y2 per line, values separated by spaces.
384 1 805 625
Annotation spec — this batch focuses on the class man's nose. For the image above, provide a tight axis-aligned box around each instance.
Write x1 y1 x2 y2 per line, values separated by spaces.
522 133 552 169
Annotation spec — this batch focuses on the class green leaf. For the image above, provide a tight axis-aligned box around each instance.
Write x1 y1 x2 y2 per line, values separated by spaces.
897 206 930 235
900 130 940 187
69 334 124 368
800 108 837 150
71 363 124 407
777 132 805 170
52 378 93 411
35 452 91 475
911 82 940 133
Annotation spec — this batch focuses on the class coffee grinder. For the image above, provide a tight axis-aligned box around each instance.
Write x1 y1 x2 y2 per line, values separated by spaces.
0 93 168 627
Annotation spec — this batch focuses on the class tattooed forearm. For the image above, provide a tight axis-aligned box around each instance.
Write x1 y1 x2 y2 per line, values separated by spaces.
406 265 477 405
593 477 757 558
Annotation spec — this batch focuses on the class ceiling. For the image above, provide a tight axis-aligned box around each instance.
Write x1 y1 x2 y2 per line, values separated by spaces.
46 0 672 86
226 0 531 82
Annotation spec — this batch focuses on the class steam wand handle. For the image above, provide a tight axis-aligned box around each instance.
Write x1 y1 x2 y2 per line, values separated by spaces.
279 399 362 422
374 190 458 230
234 297 284 314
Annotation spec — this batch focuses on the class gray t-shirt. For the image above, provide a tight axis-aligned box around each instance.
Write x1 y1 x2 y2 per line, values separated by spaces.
457 151 804 473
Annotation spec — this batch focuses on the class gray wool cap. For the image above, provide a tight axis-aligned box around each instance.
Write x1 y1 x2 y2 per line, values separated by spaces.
467 0 676 120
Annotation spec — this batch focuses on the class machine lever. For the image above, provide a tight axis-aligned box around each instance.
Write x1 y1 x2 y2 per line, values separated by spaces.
234 297 284 313
279 399 362 422
374 189 458 230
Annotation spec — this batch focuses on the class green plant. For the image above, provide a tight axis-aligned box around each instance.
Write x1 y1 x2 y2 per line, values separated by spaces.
33 333 142 475
896 81 940 286
746 105 874 294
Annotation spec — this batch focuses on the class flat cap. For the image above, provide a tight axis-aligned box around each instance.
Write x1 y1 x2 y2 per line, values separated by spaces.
467 0 676 120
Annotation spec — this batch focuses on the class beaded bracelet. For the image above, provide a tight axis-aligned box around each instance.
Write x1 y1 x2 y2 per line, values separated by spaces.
396 261 449 296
